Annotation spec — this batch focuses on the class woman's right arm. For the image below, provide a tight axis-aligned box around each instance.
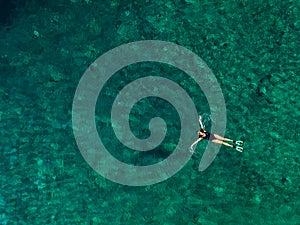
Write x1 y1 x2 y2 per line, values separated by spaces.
190 138 202 151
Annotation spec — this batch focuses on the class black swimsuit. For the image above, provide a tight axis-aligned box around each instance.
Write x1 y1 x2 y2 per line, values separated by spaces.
199 131 216 140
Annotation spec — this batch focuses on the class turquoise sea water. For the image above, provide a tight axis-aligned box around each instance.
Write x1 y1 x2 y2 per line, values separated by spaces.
0 0 299 224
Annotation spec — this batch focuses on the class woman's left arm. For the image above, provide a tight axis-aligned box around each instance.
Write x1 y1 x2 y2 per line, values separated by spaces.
198 116 205 131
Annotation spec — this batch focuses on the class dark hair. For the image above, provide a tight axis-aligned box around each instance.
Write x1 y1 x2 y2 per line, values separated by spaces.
197 130 204 138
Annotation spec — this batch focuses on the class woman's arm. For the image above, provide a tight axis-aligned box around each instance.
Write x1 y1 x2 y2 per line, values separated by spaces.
190 138 203 152
198 116 205 131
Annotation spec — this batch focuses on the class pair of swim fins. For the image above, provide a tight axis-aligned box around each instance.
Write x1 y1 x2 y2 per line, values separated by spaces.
234 140 244 152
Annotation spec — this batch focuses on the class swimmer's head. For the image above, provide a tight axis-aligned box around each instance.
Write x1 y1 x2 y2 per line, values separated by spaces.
197 130 204 137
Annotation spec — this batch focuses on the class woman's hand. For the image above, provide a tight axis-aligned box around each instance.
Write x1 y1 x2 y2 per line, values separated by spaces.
189 146 194 153
198 115 202 121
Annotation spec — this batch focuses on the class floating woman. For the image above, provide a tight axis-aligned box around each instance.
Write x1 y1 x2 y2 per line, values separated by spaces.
190 116 244 153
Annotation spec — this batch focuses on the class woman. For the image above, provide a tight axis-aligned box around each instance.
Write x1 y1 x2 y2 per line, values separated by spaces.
190 116 243 153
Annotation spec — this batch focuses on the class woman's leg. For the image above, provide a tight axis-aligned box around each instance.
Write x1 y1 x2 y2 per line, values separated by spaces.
212 139 243 152
213 134 233 142
212 139 234 148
